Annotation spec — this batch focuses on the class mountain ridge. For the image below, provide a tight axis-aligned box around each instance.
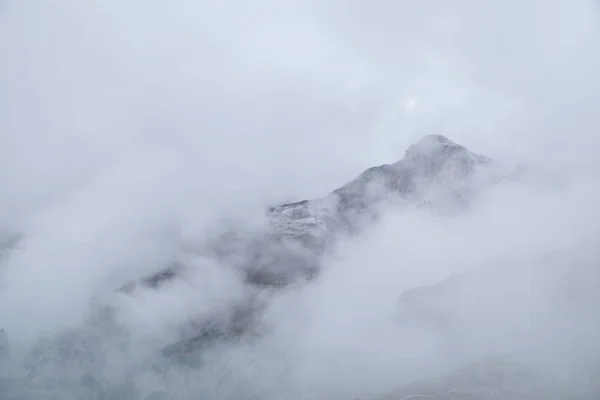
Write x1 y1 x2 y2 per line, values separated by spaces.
268 134 493 245
0 135 511 399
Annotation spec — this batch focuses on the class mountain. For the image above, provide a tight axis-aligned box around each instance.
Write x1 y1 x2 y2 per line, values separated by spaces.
240 134 495 288
5 135 505 398
118 135 499 362
269 134 493 243
5 135 598 399
127 134 495 291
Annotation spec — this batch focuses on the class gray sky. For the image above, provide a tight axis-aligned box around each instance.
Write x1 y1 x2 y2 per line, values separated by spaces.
2 0 599 224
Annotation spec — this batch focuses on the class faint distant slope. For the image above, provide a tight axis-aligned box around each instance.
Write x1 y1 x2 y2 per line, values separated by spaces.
390 236 600 400
397 234 600 333
379 356 600 400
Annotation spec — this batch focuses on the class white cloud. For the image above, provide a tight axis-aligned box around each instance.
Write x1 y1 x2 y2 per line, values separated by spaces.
0 0 599 398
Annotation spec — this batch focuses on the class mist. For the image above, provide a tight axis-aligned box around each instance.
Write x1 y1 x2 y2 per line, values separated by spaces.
1 0 600 399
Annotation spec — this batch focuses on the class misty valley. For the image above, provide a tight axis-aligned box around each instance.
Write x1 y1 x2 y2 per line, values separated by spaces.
2 0 600 398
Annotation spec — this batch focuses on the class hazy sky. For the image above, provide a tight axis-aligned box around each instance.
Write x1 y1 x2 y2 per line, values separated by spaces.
2 0 599 224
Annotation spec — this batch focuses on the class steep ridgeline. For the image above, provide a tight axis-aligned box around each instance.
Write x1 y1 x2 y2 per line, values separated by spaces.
148 135 497 365
0 134 494 294
260 134 493 286
9 135 499 396
112 134 496 294
126 135 494 292
137 135 497 367
270 134 492 241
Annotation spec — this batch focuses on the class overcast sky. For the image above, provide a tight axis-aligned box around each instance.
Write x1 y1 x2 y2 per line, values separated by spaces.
2 0 599 224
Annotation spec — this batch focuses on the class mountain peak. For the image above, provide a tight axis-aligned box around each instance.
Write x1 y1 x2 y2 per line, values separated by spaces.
404 134 467 162
399 134 490 178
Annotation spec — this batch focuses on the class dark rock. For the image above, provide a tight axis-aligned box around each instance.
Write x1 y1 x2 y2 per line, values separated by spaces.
270 134 493 241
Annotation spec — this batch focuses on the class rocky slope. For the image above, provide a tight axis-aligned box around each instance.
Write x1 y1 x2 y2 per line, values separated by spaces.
1 135 517 399
124 134 496 291
249 134 495 287
269 134 493 242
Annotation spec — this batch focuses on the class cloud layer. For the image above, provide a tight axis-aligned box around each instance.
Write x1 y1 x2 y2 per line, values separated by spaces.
1 0 600 398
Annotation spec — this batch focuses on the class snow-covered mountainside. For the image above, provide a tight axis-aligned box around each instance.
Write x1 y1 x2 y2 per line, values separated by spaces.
126 134 498 291
269 134 493 243
256 135 496 286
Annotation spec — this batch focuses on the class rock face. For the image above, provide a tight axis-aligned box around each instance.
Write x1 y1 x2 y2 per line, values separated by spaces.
257 135 493 287
270 134 492 244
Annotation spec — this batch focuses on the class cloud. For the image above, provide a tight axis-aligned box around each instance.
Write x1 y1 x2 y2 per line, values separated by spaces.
0 0 599 398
